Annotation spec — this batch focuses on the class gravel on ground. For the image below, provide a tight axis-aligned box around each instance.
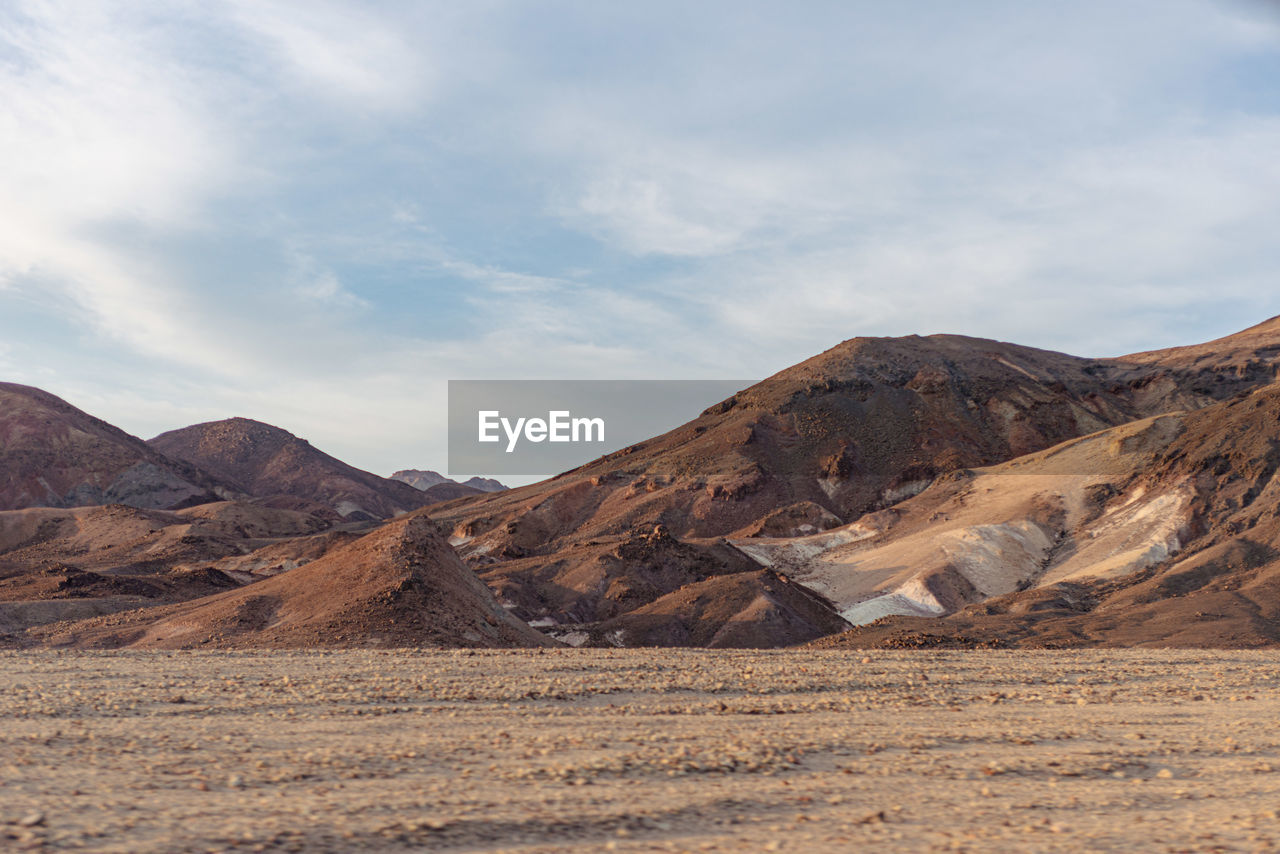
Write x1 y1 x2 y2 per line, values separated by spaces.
3 649 1280 852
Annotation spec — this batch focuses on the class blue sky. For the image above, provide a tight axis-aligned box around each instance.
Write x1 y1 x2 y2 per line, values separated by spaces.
2 0 1279 478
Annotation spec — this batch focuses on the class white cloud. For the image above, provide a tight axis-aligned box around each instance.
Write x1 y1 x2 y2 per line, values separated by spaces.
678 116 1280 358
223 0 431 109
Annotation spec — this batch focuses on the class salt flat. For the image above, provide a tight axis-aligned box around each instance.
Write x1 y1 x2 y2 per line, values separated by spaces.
4 649 1280 852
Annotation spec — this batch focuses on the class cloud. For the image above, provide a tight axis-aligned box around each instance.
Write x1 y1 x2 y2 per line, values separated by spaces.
2 0 1279 477
223 0 431 109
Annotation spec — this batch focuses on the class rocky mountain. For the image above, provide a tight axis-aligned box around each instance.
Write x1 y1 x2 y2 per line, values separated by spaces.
7 315 1280 651
0 382 231 511
429 317 1280 647
391 469 507 494
25 516 555 649
151 418 431 522
390 469 452 491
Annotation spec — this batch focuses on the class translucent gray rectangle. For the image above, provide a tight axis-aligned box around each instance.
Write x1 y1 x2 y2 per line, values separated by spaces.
448 380 754 476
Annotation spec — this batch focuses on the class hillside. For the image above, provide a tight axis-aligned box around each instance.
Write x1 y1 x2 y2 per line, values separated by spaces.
810 380 1280 648
151 418 430 521
0 382 230 511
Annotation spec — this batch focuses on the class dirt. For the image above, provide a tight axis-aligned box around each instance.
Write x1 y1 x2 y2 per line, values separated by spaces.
4 649 1280 852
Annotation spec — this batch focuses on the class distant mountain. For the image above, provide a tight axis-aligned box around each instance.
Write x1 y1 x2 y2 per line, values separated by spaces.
463 476 507 492
0 399 549 650
390 469 507 494
421 481 485 503
150 418 430 522
0 382 230 511
390 469 452 491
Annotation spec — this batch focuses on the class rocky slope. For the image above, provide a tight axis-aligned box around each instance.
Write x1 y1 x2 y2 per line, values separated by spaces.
0 401 549 650
0 500 355 640
809 380 1280 648
27 516 555 649
0 383 230 511
151 418 430 521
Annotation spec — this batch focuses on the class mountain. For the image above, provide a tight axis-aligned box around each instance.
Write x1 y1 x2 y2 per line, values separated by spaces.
596 569 851 648
150 418 431 522
391 469 508 494
428 318 1280 647
390 469 452 491
0 382 230 511
27 516 555 649
736 410 1191 626
463 476 508 492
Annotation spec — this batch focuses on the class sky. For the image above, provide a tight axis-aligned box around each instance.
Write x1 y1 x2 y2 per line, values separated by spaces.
2 0 1279 479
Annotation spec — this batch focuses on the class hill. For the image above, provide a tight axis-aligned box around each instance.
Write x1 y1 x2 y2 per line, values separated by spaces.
0 382 230 511
151 418 430 521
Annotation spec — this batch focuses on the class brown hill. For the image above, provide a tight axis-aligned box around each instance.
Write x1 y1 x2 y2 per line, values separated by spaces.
0 382 230 511
150 418 430 521
29 516 555 649
428 318 1280 647
597 569 851 648
476 525 762 632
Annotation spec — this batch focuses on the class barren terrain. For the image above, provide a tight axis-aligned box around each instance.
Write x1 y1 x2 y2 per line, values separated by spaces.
5 650 1280 852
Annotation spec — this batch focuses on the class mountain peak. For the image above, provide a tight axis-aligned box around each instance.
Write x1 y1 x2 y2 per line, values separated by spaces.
150 419 427 521
391 470 507 493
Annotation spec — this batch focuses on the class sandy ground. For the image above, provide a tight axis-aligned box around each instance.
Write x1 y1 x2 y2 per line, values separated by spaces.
4 650 1280 853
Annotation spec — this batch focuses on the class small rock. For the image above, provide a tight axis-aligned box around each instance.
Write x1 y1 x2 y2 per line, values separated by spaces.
16 813 44 828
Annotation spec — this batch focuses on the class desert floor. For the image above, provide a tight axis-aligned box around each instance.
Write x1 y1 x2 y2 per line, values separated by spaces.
4 649 1280 853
